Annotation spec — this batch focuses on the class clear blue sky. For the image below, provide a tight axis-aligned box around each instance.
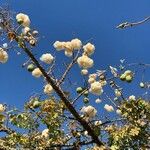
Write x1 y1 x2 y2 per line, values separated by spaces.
0 0 150 110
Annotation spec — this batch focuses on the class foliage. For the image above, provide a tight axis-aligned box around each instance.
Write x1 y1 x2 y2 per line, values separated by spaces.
107 99 150 149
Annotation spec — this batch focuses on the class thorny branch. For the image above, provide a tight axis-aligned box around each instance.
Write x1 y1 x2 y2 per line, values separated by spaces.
0 9 106 147
21 44 105 147
116 16 150 29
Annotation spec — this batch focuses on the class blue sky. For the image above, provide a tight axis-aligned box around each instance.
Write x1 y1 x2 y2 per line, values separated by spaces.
0 0 150 110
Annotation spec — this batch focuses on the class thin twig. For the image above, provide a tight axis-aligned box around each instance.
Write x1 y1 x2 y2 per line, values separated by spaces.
116 16 150 29
57 50 80 86
0 125 15 134
72 88 88 105
100 118 126 126
48 140 94 149
103 92 118 107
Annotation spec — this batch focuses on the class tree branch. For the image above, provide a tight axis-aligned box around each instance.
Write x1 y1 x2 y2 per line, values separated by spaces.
0 125 15 134
48 140 94 149
20 44 104 146
57 50 80 86
72 88 88 105
116 16 150 29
